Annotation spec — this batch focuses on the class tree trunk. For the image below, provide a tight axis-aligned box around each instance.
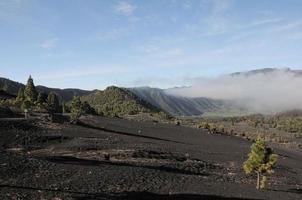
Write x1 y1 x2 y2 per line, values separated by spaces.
256 172 260 190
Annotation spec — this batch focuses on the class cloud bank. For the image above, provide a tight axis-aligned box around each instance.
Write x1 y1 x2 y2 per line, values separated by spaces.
166 68 302 113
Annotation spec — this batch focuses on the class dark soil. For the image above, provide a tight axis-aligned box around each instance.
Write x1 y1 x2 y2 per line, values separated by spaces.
0 115 301 200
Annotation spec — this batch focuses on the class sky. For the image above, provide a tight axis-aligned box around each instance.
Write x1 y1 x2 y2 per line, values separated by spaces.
1 0 302 90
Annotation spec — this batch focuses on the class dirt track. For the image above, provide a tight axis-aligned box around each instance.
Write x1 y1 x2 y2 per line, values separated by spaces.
0 115 301 200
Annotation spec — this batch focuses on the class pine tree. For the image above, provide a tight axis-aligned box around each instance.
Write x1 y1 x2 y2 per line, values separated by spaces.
16 87 25 102
70 96 83 122
24 75 38 103
22 100 31 111
243 136 278 189
47 92 60 113
36 92 47 108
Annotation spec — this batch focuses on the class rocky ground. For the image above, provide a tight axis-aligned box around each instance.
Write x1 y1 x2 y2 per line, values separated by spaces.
0 115 301 200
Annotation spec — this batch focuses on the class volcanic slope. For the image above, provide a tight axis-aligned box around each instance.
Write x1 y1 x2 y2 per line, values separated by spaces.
0 115 301 200
80 86 165 117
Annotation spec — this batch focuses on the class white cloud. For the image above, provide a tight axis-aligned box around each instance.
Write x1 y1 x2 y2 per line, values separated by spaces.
40 38 58 49
167 69 302 113
115 1 136 16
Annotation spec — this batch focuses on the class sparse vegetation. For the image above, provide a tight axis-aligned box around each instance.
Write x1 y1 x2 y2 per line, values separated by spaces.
186 112 302 148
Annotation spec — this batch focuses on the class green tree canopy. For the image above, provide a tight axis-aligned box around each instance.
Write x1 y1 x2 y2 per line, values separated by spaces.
36 92 48 109
16 87 25 102
243 136 278 189
24 75 38 103
70 96 83 122
37 93 47 105
47 92 60 113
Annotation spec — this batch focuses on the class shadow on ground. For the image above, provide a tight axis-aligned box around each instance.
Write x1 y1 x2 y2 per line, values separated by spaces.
0 185 263 200
74 191 265 200
77 121 187 144
268 188 302 194
41 155 208 176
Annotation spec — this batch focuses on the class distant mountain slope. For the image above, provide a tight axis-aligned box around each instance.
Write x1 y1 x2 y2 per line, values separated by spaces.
0 77 92 102
81 86 164 117
36 86 92 102
231 67 302 77
0 90 16 100
0 77 24 95
130 87 226 116
2 67 301 117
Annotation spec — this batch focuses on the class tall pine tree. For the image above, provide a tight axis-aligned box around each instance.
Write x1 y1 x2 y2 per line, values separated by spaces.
24 75 38 103
47 92 60 113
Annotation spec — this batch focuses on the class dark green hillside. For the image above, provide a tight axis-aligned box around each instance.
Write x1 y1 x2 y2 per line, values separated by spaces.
81 86 164 117
0 77 92 102
0 77 24 95
36 85 93 102
130 87 224 116
0 90 16 100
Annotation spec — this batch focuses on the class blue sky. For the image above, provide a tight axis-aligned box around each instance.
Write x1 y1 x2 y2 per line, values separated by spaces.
1 0 302 89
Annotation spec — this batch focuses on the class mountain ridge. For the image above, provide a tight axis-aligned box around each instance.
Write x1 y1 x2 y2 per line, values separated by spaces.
1 67 302 116
0 77 93 102
80 86 166 117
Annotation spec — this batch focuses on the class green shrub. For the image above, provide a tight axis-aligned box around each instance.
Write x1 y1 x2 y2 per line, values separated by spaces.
243 136 278 189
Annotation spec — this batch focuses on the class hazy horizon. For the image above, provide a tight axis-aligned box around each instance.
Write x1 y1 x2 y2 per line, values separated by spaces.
1 0 302 89
1 67 299 91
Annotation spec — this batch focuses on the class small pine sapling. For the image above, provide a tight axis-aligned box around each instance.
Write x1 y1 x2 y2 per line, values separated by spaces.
243 136 278 189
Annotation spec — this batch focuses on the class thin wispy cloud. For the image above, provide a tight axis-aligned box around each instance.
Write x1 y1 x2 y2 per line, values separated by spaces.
287 32 302 40
2 1 302 90
270 19 302 32
115 1 136 16
138 42 183 60
195 0 232 37
249 18 283 27
39 38 58 49
0 0 25 22
182 1 191 10
212 0 231 14
127 76 190 89
35 65 127 80
95 28 131 41
225 18 283 42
